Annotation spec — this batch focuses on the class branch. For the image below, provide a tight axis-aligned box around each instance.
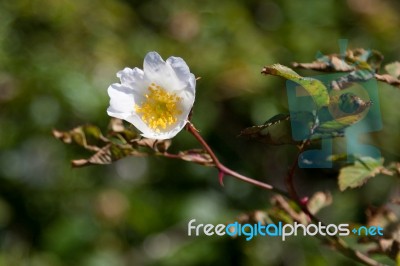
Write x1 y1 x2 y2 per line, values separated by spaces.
285 140 314 220
284 142 385 266
186 123 288 196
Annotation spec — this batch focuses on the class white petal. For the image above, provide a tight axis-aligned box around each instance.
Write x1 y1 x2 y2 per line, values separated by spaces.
107 83 134 114
165 120 188 138
142 120 187 140
107 51 196 140
143 52 181 92
187 73 196 95
117 67 145 87
116 67 148 101
124 114 154 137
143 52 170 79
142 131 173 140
107 107 129 120
166 56 191 83
125 114 178 140
177 85 195 114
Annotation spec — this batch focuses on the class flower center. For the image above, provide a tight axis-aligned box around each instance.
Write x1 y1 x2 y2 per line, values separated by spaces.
135 83 182 131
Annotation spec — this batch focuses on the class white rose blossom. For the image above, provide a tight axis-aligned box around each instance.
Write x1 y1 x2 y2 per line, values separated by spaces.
107 51 196 140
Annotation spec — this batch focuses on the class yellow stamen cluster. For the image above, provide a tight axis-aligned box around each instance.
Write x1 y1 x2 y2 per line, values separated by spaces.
135 83 182 131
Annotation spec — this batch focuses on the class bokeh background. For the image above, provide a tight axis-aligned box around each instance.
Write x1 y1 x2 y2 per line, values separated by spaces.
1 0 400 265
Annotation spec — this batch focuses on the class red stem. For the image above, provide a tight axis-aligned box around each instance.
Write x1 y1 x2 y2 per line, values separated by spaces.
186 123 287 196
186 124 382 266
284 141 315 219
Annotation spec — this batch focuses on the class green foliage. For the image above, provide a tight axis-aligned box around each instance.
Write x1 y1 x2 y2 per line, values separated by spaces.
242 57 379 146
240 91 371 145
1 0 400 265
338 157 399 191
262 64 330 109
316 92 371 134
239 113 296 145
338 157 385 191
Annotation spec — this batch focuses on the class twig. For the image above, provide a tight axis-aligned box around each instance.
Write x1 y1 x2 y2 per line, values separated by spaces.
186 123 288 196
284 141 385 266
185 121 384 266
285 140 315 219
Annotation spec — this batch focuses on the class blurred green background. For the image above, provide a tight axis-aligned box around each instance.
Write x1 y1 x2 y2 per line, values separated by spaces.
0 0 400 265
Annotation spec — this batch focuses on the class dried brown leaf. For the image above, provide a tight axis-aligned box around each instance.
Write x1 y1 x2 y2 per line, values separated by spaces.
135 138 172 153
52 125 108 152
107 118 140 142
270 195 308 225
293 57 354 72
71 143 147 167
375 73 400 88
366 206 398 228
178 149 214 166
54 120 157 167
292 48 383 72
236 211 271 225
108 118 125 132
307 191 332 215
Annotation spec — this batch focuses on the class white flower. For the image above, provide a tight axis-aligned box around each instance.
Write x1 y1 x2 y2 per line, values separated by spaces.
107 51 196 140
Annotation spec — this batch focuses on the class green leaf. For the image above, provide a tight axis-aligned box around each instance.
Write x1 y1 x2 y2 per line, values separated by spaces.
239 113 290 136
338 157 384 191
239 113 301 145
385 62 400 78
315 113 366 136
313 92 371 137
241 91 371 144
262 64 330 109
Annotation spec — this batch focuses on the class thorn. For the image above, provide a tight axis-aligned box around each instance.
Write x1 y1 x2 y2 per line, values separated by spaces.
300 197 309 205
186 120 199 132
218 171 225 187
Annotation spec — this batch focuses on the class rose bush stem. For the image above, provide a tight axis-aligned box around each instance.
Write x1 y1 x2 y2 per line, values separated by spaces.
285 140 315 219
187 123 384 266
186 123 287 196
285 142 384 266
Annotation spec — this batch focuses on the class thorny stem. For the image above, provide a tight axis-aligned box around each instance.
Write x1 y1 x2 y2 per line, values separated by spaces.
285 142 385 266
186 123 288 196
285 140 315 219
186 123 385 266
